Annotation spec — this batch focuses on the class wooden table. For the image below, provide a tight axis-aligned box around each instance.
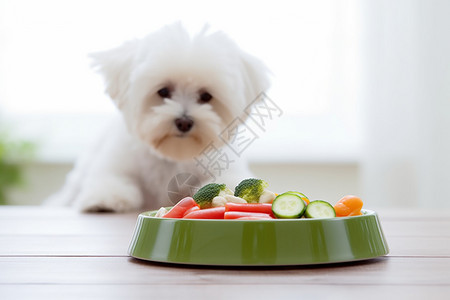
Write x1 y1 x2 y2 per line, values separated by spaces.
1 206 449 299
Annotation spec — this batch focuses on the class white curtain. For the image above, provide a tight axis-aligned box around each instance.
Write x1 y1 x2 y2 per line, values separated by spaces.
361 0 450 208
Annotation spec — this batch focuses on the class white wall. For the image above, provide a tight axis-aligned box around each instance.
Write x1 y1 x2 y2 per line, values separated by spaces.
360 0 450 208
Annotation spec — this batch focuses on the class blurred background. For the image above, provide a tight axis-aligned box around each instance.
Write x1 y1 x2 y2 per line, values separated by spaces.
0 0 449 209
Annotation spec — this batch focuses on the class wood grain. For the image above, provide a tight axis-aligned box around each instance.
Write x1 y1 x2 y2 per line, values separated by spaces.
0 235 132 256
1 256 450 286
0 210 137 236
1 206 449 299
1 284 450 300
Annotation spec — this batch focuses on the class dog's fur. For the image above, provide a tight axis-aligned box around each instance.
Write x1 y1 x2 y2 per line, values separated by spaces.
47 23 270 212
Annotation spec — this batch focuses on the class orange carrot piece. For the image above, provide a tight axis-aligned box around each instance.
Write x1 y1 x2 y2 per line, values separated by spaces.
183 206 200 217
183 207 226 219
334 195 363 217
225 203 273 215
224 211 274 219
236 216 273 220
163 197 199 218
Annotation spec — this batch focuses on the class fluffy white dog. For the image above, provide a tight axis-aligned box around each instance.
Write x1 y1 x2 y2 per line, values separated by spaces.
48 23 270 212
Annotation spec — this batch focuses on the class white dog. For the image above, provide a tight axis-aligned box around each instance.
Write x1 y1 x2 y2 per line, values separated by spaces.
48 23 270 212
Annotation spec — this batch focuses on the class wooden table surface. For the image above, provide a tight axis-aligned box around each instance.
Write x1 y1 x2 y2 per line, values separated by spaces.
0 206 449 299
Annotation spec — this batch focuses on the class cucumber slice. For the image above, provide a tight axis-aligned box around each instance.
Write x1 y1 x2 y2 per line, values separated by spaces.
272 193 306 218
305 200 336 218
286 191 309 204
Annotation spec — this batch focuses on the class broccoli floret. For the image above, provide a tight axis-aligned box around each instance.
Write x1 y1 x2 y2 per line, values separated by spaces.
234 178 269 203
193 183 233 208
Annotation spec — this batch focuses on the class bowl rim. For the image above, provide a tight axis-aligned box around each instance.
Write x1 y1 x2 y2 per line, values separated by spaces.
139 208 376 221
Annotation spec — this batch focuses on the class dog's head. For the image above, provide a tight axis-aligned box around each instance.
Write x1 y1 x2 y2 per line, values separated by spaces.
91 23 270 161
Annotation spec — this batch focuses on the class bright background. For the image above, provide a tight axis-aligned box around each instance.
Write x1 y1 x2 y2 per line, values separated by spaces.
1 0 449 209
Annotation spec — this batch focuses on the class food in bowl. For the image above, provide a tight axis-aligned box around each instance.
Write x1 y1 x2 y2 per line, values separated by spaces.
157 178 364 220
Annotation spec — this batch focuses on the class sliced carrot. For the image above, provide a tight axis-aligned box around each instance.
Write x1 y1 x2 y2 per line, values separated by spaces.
334 195 363 217
334 202 352 216
236 216 273 220
183 206 200 217
224 211 274 219
225 203 273 216
348 209 363 216
183 207 226 219
163 197 199 218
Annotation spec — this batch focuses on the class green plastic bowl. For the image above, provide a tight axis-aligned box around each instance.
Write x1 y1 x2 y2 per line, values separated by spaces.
128 209 389 266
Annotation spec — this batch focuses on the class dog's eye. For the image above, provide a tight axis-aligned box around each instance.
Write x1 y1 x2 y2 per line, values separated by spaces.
199 92 213 103
157 87 171 98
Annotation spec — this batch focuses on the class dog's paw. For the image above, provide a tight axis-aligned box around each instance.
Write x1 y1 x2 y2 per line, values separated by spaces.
74 178 143 213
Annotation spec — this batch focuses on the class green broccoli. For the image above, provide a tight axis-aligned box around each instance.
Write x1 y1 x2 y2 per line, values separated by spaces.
234 178 271 203
193 183 233 208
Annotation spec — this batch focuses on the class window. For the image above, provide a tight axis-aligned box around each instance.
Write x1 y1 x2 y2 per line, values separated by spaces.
0 0 361 163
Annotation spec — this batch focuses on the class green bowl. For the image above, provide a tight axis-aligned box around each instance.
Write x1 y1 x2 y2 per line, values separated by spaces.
128 209 389 266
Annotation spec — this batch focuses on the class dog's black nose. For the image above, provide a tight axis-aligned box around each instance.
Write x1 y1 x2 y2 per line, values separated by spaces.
175 116 194 133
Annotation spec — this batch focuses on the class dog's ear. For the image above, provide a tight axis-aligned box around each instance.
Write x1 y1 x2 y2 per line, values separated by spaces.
240 53 271 106
90 40 138 108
